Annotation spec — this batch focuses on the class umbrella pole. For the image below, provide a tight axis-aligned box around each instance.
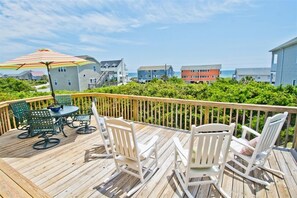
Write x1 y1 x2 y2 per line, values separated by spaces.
46 63 56 104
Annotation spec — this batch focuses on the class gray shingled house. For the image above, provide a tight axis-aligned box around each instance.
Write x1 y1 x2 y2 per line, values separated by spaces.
50 55 101 91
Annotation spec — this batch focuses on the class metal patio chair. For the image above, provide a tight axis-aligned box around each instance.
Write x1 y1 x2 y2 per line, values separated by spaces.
29 110 63 150
10 100 36 139
55 95 72 106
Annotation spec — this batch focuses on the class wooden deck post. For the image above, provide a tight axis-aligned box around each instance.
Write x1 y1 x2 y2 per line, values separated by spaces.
133 99 139 121
204 106 209 124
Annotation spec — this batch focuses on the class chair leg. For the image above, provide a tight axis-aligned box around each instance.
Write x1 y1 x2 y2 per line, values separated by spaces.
214 184 230 198
225 163 270 186
33 136 60 150
260 166 284 177
76 124 97 134
126 166 159 197
174 169 194 198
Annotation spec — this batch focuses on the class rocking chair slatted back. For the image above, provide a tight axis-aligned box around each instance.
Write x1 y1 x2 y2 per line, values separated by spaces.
255 112 288 157
105 119 138 160
189 123 234 168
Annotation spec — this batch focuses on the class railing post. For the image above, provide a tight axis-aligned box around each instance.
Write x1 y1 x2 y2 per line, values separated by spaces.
133 99 139 121
204 106 209 124
5 106 11 131
293 123 297 150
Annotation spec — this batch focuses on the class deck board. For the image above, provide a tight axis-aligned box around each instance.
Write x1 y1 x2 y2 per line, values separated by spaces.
0 119 296 198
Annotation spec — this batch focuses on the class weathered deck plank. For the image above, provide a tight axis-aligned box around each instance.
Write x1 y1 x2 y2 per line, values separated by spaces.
0 119 296 198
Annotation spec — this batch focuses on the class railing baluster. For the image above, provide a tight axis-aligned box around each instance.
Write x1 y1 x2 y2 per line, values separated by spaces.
284 114 291 147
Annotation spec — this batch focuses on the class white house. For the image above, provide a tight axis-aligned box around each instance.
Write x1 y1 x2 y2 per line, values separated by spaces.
100 58 128 85
234 67 271 82
270 37 297 86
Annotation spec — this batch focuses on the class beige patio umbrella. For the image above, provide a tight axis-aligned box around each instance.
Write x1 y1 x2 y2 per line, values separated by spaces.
0 49 92 103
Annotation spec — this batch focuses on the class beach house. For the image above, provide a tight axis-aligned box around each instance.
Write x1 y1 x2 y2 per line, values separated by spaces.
137 65 174 82
270 37 297 85
181 64 221 83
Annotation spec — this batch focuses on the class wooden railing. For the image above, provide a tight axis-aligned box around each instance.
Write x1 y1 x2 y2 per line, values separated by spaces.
1 93 297 150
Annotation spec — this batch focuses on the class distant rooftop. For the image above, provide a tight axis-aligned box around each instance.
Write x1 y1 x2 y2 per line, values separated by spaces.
76 55 100 65
270 37 297 52
100 59 122 68
181 64 221 70
31 71 44 76
138 65 173 71
235 67 270 75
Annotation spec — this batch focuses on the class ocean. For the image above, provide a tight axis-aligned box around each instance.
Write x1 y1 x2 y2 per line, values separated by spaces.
128 70 235 79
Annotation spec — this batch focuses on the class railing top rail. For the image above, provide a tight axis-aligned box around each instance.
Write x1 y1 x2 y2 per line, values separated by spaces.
0 96 53 107
1 93 297 113
71 93 297 113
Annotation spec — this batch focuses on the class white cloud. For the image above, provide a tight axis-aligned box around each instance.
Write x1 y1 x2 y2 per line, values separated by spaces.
0 0 252 61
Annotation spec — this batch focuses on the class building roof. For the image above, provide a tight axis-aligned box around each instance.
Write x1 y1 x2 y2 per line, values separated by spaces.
138 65 172 71
181 64 221 70
269 37 297 52
31 71 45 76
76 55 100 65
235 67 270 75
100 60 122 68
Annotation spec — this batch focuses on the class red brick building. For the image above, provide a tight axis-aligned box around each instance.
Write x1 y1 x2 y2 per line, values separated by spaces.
181 64 221 83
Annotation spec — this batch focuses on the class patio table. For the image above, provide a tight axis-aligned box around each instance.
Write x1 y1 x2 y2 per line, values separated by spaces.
48 105 79 137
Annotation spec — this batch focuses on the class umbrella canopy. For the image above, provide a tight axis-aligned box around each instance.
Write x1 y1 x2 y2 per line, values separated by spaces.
0 49 92 103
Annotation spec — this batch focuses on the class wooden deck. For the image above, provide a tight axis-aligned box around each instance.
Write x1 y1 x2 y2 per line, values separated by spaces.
1 118 297 198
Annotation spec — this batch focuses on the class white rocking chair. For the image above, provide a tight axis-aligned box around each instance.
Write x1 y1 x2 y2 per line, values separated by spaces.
173 123 235 198
226 112 288 186
102 118 159 196
91 101 112 157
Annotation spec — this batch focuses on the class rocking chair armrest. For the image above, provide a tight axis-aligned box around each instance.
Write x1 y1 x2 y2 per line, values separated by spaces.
232 136 255 150
173 137 188 162
242 126 261 138
139 135 159 155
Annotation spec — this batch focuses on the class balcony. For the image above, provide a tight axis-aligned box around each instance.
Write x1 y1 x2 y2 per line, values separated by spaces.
0 93 297 197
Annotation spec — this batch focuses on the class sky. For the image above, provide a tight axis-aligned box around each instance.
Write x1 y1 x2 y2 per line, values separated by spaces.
0 0 296 73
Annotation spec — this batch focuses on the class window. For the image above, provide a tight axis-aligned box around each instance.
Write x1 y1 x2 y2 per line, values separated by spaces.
90 78 96 83
273 54 278 64
68 80 71 86
93 66 96 72
293 80 296 86
58 67 66 72
54 80 57 85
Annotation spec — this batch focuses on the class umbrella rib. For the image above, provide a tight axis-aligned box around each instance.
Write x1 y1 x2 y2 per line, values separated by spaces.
16 64 26 70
